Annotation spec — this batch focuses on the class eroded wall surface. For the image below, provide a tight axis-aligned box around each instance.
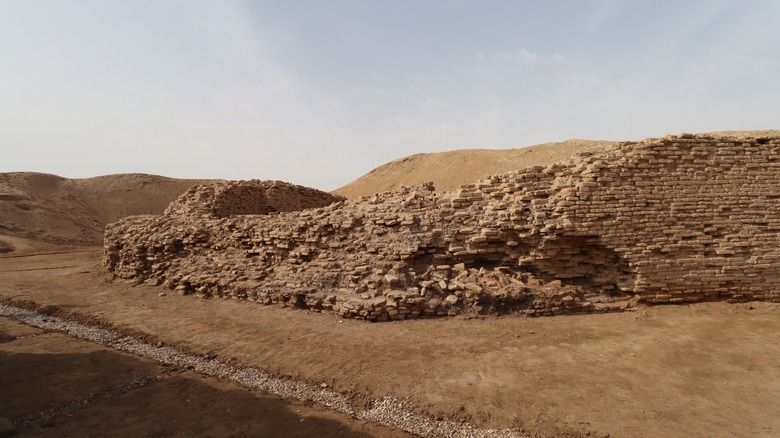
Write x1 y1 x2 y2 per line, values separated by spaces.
165 179 346 218
105 134 780 320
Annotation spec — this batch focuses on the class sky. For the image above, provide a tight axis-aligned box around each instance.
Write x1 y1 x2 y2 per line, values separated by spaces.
1 0 779 190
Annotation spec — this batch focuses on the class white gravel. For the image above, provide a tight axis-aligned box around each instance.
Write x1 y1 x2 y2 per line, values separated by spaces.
0 303 526 438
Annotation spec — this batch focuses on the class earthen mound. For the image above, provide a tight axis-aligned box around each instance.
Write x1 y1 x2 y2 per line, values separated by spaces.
333 139 616 199
105 133 780 321
0 172 210 245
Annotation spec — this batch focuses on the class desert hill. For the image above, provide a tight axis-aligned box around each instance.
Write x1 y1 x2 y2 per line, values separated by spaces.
3 130 778 249
332 139 617 199
0 172 209 246
332 130 780 199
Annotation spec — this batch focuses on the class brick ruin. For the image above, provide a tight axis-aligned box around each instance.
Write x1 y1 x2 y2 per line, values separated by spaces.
165 179 347 218
104 134 780 321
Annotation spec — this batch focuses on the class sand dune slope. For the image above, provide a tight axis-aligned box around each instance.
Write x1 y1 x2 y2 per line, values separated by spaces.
333 131 780 199
0 173 209 245
333 139 616 199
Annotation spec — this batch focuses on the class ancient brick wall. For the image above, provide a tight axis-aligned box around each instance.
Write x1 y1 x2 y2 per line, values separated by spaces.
548 135 780 304
104 134 780 321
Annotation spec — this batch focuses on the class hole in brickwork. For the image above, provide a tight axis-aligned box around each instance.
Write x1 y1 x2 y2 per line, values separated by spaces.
476 290 530 314
469 257 502 270
523 236 634 294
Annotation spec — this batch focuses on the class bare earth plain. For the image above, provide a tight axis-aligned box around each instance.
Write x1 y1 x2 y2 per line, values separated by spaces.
2 133 780 437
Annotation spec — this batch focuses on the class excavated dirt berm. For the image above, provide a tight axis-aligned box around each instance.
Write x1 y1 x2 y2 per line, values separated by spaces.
105 134 780 321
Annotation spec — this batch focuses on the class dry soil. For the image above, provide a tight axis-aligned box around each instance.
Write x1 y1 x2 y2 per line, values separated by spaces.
1 245 778 437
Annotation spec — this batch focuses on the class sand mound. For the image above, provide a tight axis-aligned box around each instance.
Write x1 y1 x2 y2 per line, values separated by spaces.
0 172 210 245
333 131 780 199
333 139 616 199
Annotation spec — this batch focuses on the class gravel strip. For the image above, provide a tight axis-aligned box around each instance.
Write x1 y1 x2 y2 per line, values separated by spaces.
0 304 525 437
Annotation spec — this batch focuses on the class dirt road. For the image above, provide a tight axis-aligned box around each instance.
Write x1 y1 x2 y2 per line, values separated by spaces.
2 248 779 437
0 316 407 437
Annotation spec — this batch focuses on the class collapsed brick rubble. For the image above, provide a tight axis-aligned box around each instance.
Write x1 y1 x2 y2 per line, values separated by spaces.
105 134 780 321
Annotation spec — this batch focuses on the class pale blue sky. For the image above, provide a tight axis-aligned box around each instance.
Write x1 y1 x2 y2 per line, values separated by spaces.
1 0 778 190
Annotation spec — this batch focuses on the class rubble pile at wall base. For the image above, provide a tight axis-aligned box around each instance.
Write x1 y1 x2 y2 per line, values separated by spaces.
105 134 780 321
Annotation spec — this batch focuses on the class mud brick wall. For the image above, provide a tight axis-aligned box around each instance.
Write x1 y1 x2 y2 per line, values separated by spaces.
104 134 780 321
551 136 780 304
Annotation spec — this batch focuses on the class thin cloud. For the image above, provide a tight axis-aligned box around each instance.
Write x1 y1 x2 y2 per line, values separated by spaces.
584 0 621 34
0 1 778 191
498 48 539 64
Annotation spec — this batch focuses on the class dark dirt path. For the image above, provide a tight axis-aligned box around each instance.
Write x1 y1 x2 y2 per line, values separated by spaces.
0 317 410 437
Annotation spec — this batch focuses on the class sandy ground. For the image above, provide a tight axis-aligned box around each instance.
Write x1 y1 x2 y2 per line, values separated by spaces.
0 317 409 437
2 248 779 437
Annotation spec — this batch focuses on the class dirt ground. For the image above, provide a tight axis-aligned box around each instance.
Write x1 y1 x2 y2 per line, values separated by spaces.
2 245 779 437
0 318 408 437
